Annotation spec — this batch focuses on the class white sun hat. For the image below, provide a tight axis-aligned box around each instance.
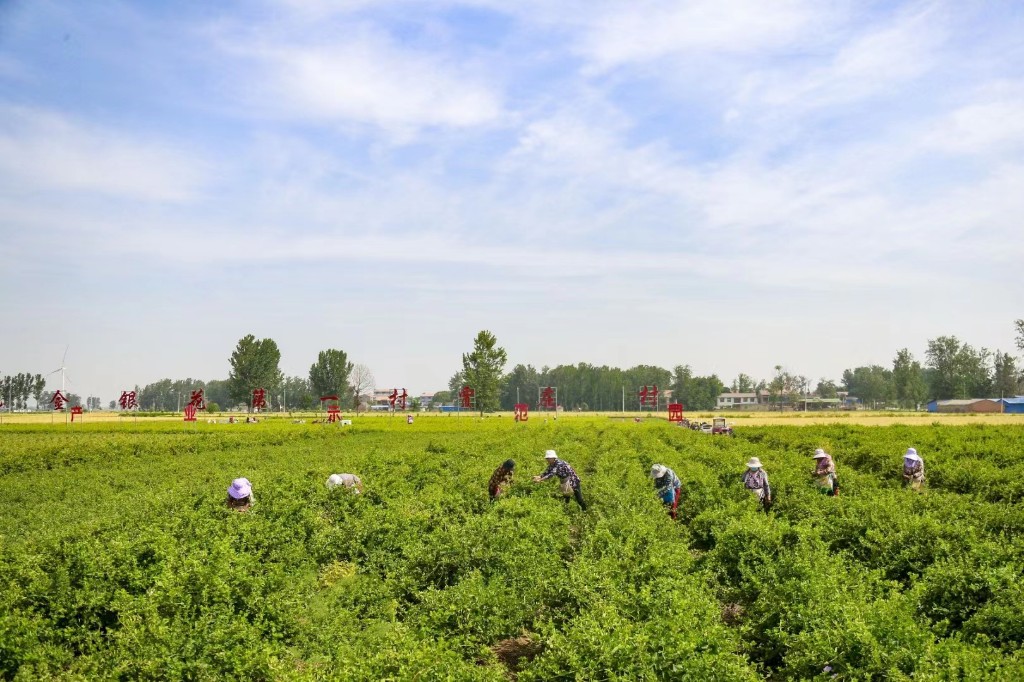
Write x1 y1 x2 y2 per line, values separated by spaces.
544 449 558 459
904 448 922 461
227 477 252 499
326 474 345 489
812 449 829 459
651 464 667 478
746 457 762 468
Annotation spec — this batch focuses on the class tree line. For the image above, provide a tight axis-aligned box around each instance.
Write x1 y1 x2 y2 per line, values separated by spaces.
6 320 1023 412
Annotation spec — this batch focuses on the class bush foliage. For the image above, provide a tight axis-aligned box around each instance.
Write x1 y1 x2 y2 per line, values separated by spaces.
1 418 1022 679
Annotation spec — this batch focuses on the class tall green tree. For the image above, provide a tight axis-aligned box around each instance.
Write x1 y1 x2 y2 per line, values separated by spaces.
227 335 284 410
731 373 755 393
925 336 991 399
309 349 354 405
815 379 839 399
462 330 507 415
892 348 928 408
841 365 895 407
1016 319 1024 352
992 351 1020 398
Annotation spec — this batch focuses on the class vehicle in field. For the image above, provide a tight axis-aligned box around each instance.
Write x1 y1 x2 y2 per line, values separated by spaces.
712 416 735 436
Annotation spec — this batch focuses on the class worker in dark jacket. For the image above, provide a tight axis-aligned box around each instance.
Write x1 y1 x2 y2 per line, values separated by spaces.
533 450 587 510
650 464 682 518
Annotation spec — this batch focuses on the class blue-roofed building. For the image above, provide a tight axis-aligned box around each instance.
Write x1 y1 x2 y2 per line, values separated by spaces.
999 397 1024 414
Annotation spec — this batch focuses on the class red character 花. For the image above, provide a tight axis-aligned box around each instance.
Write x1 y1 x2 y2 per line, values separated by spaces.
514 403 529 422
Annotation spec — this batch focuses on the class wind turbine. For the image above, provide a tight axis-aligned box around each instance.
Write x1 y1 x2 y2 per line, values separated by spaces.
48 345 72 396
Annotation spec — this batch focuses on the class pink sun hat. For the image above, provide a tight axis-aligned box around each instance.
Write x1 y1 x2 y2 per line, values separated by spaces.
228 477 252 499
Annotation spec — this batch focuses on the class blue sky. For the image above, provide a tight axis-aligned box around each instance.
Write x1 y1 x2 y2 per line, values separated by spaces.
1 0 1022 401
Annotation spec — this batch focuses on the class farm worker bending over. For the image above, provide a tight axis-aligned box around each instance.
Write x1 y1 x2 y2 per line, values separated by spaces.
226 477 254 511
488 459 515 501
533 450 587 510
902 448 925 491
812 449 839 496
327 473 363 494
742 458 772 511
650 464 682 518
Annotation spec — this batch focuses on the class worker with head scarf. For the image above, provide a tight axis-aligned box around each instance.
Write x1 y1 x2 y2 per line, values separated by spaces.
812 448 839 496
902 448 925 490
742 458 772 511
533 450 587 510
650 464 682 518
488 459 515 501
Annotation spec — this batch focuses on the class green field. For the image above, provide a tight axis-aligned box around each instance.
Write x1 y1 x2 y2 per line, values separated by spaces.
2 419 1023 680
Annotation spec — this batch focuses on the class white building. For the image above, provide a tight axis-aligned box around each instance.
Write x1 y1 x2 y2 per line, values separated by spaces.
716 392 763 410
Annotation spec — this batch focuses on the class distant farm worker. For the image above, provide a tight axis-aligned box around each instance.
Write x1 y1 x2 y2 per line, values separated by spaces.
533 450 587 510
488 459 516 501
902 448 926 491
226 477 254 511
650 464 682 519
812 449 839 496
326 473 363 494
742 458 772 511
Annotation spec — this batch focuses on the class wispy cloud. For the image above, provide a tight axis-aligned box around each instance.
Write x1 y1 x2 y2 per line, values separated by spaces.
0 106 208 202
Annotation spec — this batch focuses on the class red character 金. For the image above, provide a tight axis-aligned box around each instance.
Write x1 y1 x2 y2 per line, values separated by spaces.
51 390 67 411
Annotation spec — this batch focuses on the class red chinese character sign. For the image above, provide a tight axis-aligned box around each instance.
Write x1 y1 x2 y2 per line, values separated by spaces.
51 390 67 411
119 391 138 410
459 386 475 409
639 385 659 410
188 390 206 411
388 388 408 411
539 386 557 410
668 403 684 422
514 403 529 422
70 406 83 422
252 388 267 412
183 405 198 422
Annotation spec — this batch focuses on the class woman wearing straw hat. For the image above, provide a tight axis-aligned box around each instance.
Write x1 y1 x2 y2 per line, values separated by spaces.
533 450 587 510
226 477 254 511
742 458 772 511
812 448 839 497
902 448 925 491
650 464 682 519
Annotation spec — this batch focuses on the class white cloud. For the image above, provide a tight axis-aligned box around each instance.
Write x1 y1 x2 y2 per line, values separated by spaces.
0 106 207 202
220 29 503 133
575 0 829 70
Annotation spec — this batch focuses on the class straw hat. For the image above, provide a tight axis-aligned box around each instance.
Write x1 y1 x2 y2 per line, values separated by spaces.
227 477 252 499
651 464 667 478
544 449 558 459
746 457 762 468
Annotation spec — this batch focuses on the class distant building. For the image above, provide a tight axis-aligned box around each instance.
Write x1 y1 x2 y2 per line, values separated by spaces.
797 397 843 411
716 392 763 410
926 399 1002 413
998 397 1024 414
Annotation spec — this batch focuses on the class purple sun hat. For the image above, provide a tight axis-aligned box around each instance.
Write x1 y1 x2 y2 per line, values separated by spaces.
228 477 252 499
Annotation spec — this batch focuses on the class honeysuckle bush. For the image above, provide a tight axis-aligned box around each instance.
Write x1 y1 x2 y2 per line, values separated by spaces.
1 417 1022 679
